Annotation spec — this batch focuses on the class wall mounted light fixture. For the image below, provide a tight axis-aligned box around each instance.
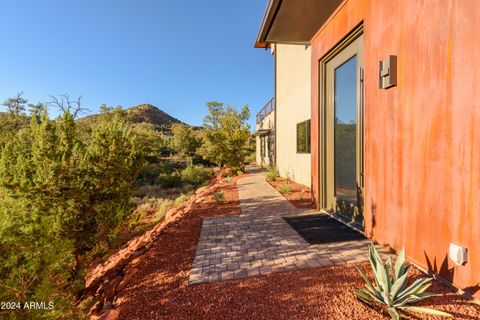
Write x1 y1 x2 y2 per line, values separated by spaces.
379 55 397 89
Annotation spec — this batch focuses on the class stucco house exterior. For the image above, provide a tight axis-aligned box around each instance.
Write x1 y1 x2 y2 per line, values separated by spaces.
255 0 480 298
256 44 312 187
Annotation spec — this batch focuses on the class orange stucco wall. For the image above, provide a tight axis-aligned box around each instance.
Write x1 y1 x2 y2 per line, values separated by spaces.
311 0 480 296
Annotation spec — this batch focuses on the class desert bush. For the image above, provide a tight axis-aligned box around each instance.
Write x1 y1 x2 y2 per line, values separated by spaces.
174 193 191 206
156 199 175 219
213 192 225 203
221 170 234 178
138 161 173 184
224 176 232 183
266 166 279 181
278 183 292 194
134 199 159 217
180 165 212 186
156 171 182 188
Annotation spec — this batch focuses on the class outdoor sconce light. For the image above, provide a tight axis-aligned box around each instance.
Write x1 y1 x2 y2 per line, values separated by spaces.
449 243 468 266
379 55 397 89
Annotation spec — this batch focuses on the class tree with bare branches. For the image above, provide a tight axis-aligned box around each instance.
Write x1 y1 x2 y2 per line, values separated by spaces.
2 91 27 117
49 94 89 118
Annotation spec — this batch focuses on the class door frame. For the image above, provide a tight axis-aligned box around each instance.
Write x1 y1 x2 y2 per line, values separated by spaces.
318 24 364 223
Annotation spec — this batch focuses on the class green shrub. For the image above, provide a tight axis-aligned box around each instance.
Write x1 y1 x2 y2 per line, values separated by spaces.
213 192 225 203
0 111 144 318
156 171 182 188
244 152 256 164
236 170 244 176
221 170 234 178
180 165 212 186
224 176 232 183
278 183 291 194
266 166 279 181
156 199 175 219
355 244 452 319
138 161 173 184
174 193 190 206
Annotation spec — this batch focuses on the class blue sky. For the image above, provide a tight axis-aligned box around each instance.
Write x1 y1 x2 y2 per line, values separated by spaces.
0 0 272 128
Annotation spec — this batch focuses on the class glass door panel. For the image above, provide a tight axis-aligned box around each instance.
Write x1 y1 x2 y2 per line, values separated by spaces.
334 56 357 201
324 34 364 229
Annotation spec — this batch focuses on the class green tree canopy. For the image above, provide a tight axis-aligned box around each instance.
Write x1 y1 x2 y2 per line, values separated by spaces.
200 101 250 171
171 123 201 159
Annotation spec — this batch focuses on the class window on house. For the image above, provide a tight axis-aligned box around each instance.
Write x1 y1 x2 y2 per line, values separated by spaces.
296 120 311 153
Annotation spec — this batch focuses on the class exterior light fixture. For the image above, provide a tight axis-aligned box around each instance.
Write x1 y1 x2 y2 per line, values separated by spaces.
379 55 397 89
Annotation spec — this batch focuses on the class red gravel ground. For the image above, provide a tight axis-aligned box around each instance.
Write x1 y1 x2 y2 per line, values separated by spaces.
111 177 480 320
267 177 314 209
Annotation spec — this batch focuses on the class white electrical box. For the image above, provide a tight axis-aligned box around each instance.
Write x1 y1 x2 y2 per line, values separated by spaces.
449 243 468 266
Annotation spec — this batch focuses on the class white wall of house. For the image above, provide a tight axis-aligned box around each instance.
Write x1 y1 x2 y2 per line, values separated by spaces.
255 110 275 167
275 43 311 187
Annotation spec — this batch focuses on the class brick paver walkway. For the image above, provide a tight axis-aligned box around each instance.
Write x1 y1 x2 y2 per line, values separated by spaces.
188 166 393 285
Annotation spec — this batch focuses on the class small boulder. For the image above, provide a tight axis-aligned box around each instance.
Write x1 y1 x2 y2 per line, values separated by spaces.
116 268 138 292
104 276 122 301
106 309 119 320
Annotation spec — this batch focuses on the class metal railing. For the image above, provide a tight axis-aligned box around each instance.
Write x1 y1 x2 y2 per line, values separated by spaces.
256 97 275 124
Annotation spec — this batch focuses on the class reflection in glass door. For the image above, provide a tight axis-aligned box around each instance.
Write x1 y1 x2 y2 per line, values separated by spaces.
334 56 357 202
325 34 364 228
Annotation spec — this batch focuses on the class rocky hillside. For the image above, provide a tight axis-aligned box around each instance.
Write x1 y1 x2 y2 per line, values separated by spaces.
125 104 182 130
79 104 184 133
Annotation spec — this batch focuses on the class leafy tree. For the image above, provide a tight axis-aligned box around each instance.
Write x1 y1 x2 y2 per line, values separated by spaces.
171 123 201 159
200 101 250 171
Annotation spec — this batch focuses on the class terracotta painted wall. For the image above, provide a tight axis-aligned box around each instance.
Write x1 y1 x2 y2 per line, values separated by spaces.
310 0 480 297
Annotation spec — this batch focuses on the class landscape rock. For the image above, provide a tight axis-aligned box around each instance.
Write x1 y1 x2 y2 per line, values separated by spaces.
85 172 225 318
104 309 119 320
195 186 208 195
91 300 103 313
104 276 122 301
116 268 138 292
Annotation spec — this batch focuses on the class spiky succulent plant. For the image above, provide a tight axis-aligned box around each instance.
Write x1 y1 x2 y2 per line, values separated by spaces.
355 244 452 319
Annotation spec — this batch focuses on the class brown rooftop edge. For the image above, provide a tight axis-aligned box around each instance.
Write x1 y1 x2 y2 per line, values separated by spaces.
254 0 344 48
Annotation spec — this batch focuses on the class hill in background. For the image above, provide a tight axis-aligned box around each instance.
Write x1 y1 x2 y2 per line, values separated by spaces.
79 104 191 133
2 103 201 134
125 104 182 130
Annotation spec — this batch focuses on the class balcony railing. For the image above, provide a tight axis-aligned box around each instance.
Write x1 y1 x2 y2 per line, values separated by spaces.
256 97 275 124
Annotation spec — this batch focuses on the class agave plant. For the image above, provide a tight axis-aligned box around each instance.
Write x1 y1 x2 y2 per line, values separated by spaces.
355 244 452 319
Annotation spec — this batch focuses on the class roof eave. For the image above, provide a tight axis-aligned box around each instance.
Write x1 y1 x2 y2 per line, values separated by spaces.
254 0 281 48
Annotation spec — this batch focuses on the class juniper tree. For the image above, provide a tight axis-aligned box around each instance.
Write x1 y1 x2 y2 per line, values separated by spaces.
171 123 201 160
0 110 144 319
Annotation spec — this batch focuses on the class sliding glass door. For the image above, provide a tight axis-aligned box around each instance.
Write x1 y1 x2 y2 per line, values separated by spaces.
324 34 364 228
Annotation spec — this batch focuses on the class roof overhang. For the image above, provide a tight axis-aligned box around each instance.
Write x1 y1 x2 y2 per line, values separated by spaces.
255 0 344 48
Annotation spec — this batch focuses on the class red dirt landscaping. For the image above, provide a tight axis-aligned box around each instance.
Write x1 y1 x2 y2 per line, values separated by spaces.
267 177 314 209
93 174 480 320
